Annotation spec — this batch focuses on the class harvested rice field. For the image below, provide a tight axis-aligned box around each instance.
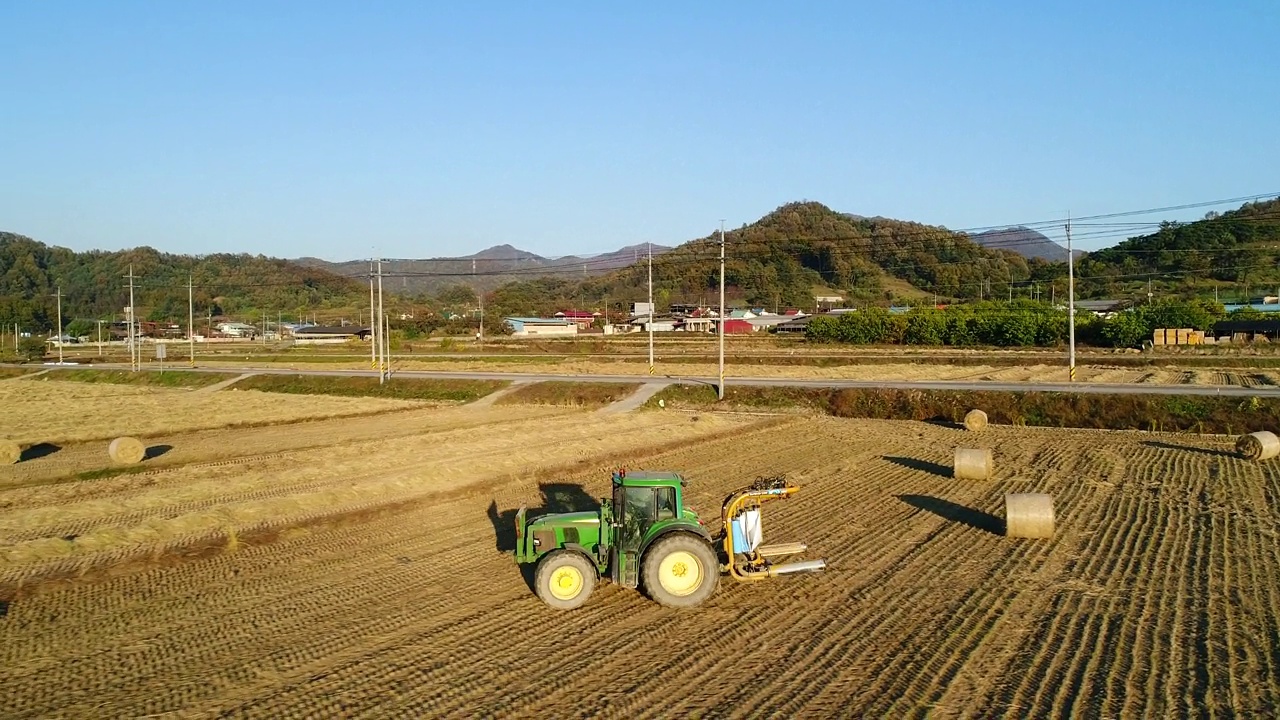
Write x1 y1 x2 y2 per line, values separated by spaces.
2 401 1279 718
0 379 427 444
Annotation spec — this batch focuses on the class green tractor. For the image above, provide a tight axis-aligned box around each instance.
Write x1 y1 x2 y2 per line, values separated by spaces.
513 469 825 609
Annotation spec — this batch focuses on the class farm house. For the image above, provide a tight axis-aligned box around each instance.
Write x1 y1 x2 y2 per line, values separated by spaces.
504 317 578 337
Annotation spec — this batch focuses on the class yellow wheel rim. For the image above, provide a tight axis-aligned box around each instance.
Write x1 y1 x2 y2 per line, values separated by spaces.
549 565 584 601
658 550 703 596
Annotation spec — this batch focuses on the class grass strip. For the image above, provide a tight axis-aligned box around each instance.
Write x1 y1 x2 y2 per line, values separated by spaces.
46 368 238 388
233 374 506 402
648 384 1280 434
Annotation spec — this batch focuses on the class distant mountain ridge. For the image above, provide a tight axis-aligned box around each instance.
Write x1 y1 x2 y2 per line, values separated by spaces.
295 242 672 295
968 226 1081 261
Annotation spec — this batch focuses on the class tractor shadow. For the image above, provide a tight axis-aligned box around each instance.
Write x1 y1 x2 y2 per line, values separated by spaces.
19 443 61 462
488 483 600 593
897 494 1003 535
1141 440 1236 458
884 455 952 478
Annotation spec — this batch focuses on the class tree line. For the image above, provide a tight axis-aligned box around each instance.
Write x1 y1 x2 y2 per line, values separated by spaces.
803 299 1236 349
0 232 368 331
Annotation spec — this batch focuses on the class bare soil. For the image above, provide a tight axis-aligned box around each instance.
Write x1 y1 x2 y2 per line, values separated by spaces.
0 406 1277 718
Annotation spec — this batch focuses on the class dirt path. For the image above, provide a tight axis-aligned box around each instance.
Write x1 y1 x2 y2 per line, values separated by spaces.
598 381 672 414
1 418 1277 717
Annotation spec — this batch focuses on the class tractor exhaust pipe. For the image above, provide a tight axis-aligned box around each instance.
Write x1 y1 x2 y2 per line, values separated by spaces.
767 559 826 577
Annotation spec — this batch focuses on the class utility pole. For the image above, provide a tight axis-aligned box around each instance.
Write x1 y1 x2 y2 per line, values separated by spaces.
52 285 63 364
1066 214 1076 383
474 258 483 347
377 257 386 383
369 260 377 372
127 264 138 372
718 221 726 401
96 319 104 356
647 241 654 375
188 276 196 367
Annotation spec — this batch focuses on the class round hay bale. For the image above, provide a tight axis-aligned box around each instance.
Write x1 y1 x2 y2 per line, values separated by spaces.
1236 431 1280 461
108 436 146 465
963 409 988 432
0 440 19 465
1005 493 1054 538
953 448 993 480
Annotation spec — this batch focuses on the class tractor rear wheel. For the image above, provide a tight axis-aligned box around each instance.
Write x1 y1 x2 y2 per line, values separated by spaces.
642 534 719 608
534 550 596 610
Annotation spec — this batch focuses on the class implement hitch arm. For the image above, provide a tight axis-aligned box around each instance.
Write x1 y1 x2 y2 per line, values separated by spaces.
721 480 826 582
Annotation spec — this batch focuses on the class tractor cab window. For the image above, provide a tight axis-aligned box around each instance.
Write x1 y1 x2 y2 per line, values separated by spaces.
622 487 656 538
625 487 655 523
655 486 676 521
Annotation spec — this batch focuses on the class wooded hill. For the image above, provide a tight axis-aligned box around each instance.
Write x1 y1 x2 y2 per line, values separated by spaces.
1075 198 1280 301
474 202 1053 318
0 232 367 330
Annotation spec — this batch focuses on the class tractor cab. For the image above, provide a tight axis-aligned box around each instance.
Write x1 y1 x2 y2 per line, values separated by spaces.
607 469 709 590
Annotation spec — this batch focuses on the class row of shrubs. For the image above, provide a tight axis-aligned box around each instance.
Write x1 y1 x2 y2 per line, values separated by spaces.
801 299 1233 349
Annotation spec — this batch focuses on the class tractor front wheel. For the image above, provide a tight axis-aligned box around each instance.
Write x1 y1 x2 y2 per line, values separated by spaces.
534 550 596 610
642 534 719 608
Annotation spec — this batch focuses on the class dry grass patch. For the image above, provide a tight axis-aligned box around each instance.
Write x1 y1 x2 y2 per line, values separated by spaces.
0 379 424 444
495 381 641 407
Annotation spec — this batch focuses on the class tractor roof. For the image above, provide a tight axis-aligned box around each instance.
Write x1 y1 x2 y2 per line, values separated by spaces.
613 470 686 487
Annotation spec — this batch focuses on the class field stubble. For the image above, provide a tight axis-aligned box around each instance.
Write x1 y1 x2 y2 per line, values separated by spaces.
0 379 426 445
0 409 1277 718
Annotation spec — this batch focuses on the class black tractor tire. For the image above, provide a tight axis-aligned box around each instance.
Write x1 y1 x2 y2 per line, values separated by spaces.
642 533 719 608
533 550 596 610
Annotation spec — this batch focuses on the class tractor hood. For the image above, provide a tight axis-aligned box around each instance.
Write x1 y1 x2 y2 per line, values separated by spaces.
529 510 601 528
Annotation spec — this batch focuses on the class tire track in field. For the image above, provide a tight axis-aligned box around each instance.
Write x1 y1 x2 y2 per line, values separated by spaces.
228 418 927 719
819 439 1109 718
0 417 781 717
1 500 523 716
4 420 1279 718
992 442 1173 716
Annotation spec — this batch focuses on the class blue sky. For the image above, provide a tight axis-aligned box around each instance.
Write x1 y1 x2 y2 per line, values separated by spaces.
2 1 1277 260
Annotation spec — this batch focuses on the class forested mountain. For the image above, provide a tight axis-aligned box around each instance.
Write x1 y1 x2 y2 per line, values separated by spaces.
296 242 672 296
476 202 1057 318
1075 198 1280 300
969 226 1081 261
0 232 366 330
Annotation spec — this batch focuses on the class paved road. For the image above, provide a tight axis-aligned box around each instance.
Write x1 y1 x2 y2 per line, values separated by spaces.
25 362 1280 398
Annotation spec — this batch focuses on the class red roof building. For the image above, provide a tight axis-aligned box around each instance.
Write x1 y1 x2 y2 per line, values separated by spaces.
721 319 754 334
